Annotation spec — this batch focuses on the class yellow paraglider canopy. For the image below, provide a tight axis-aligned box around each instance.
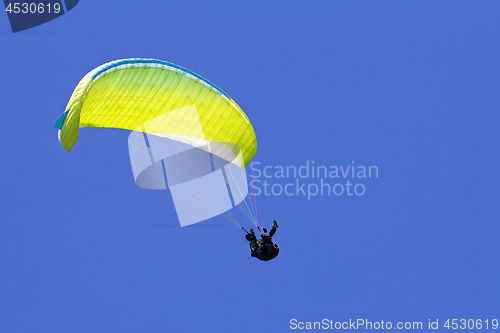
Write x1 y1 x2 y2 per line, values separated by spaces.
55 58 257 168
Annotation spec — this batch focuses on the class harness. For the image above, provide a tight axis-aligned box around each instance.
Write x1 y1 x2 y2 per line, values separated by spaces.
251 242 280 261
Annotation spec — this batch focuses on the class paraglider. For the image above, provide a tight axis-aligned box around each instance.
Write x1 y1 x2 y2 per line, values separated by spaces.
54 58 280 261
246 220 280 261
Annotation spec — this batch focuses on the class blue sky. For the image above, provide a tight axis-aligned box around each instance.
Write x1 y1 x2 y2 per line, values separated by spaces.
1 1 499 332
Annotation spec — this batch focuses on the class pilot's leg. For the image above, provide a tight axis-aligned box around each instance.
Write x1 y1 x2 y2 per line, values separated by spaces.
269 221 278 237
